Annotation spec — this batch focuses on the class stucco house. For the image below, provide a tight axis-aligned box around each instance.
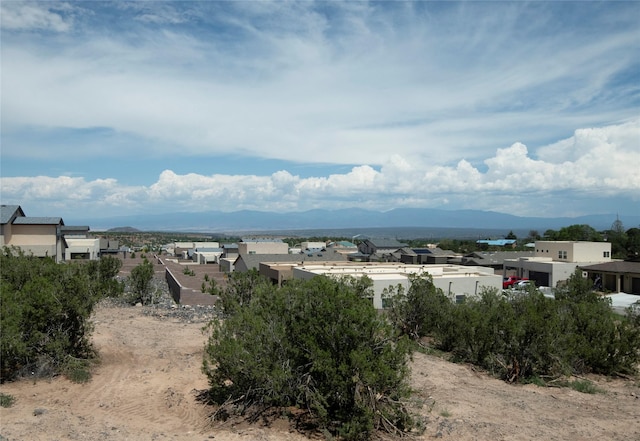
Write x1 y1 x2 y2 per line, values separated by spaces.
291 262 502 309
1 205 66 262
238 238 289 255
358 238 408 261
581 261 640 294
504 240 612 288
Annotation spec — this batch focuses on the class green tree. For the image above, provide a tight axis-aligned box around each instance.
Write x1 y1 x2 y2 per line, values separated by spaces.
385 274 450 340
625 227 640 260
1 248 113 382
129 258 155 304
203 275 415 439
506 230 517 240
216 268 273 315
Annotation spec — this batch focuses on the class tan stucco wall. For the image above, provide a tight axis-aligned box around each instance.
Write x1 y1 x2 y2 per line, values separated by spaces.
238 242 289 255
9 224 58 246
535 241 611 263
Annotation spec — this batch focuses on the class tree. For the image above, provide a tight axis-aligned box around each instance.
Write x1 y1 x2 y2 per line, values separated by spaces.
215 268 273 315
129 258 155 304
203 275 415 439
626 227 640 260
506 230 517 240
385 274 450 340
1 248 115 382
605 218 627 259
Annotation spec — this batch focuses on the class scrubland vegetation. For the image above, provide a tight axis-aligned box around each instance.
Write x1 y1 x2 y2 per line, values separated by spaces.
1 248 123 383
2 242 639 440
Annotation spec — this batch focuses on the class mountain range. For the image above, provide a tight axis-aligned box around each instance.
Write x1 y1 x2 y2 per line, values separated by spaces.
69 208 640 239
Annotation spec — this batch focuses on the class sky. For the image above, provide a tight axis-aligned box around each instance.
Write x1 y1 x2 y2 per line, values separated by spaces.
1 0 639 221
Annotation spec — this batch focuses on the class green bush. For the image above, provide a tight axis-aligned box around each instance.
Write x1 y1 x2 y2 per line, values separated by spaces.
399 270 640 383
127 258 156 305
0 392 15 408
385 274 450 340
216 268 272 315
203 275 415 439
1 248 116 382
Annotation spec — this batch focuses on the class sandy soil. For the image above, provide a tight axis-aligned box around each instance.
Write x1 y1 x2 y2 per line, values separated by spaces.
1 303 639 441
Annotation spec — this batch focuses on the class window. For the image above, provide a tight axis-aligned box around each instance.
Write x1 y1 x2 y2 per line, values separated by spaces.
603 251 610 258
558 250 567 259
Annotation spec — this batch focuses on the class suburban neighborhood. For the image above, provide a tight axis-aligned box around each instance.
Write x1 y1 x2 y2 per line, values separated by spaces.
3 204 639 312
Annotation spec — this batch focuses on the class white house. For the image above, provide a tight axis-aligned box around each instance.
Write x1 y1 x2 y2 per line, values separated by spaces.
291 262 502 309
504 240 612 288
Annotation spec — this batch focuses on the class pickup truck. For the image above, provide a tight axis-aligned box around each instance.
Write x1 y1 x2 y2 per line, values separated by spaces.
503 276 527 289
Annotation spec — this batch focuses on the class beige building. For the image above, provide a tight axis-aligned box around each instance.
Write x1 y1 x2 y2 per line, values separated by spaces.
1 205 66 262
291 262 502 309
65 238 101 260
504 240 612 288
238 238 289 255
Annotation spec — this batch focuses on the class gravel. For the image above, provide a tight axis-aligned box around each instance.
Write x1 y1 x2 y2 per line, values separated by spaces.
100 276 222 323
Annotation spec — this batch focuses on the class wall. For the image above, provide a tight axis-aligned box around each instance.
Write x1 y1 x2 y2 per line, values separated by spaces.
238 241 289 255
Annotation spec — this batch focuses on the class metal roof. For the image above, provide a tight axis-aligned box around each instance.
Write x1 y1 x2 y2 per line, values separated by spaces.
0 205 24 224
364 238 408 248
13 216 64 225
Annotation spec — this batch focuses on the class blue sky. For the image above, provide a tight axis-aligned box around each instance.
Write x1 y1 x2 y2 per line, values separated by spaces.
1 1 639 221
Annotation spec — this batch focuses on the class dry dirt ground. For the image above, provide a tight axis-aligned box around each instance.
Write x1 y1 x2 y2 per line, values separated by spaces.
1 302 639 441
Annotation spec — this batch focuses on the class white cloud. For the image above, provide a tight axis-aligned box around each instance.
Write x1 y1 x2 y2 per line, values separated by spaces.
2 2 638 167
0 2 73 32
2 120 638 218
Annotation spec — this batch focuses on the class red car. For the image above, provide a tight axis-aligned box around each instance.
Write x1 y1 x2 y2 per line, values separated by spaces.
503 276 527 289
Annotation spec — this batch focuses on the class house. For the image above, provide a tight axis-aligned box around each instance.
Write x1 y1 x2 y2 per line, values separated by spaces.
193 247 224 264
173 241 220 259
327 241 358 255
99 237 120 255
504 241 612 288
233 250 347 274
358 238 408 261
65 237 101 260
581 261 640 295
462 251 535 272
300 241 326 252
238 238 289 255
1 205 65 262
291 262 502 309
399 247 459 265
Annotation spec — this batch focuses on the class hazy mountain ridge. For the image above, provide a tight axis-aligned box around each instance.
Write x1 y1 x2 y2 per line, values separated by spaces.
70 208 640 236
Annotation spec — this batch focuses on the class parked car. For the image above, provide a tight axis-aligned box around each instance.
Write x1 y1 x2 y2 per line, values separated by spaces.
503 276 527 289
513 280 535 290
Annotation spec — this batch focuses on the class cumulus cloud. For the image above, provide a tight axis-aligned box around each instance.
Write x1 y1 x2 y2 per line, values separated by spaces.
2 120 638 218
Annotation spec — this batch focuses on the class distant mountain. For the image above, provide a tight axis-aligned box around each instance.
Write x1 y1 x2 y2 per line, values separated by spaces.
106 226 141 233
69 208 640 238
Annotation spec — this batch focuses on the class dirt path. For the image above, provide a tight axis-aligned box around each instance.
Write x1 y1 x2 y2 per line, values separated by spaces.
1 303 639 440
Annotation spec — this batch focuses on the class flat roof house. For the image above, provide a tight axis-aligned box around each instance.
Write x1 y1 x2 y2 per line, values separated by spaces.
292 262 502 309
504 240 612 288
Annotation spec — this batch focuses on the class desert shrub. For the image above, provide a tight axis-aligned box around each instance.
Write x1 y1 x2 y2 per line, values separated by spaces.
0 248 113 382
127 258 156 305
0 392 15 408
203 275 415 440
216 268 272 315
83 255 124 298
555 270 640 375
418 269 640 382
385 274 451 340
